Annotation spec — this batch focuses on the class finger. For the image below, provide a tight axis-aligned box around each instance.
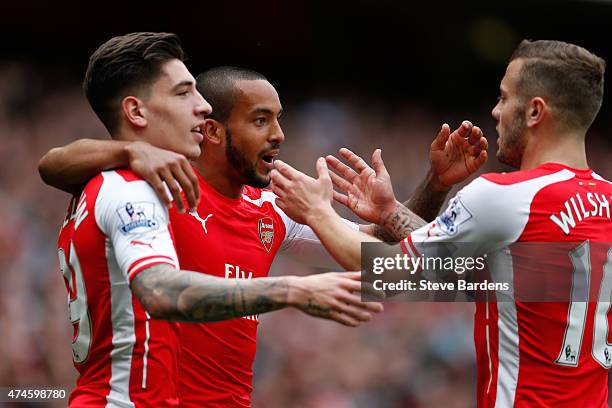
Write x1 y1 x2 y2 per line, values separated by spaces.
275 197 287 211
336 291 384 313
339 148 371 174
316 157 330 181
479 135 488 151
270 170 290 193
149 173 173 207
181 160 200 211
430 123 450 150
325 155 348 175
341 271 363 281
160 168 185 213
273 159 300 180
172 164 197 212
358 300 384 313
269 181 286 198
360 281 386 300
325 155 344 171
336 275 385 304
475 150 488 167
327 154 358 182
451 120 473 140
371 149 389 177
467 125 482 145
337 277 363 292
333 190 350 207
329 170 352 193
335 273 385 301
328 311 361 327
334 302 372 322
467 150 488 172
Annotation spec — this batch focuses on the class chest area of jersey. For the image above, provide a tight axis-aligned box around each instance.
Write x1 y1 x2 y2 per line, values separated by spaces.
170 202 283 279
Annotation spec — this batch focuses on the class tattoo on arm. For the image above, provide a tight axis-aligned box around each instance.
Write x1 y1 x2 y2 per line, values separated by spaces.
404 170 450 222
304 298 332 315
378 203 426 242
370 171 450 242
369 203 428 243
371 224 397 243
131 264 289 322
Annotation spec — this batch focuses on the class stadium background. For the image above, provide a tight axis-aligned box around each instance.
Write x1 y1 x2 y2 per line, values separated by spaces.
1 1 611 407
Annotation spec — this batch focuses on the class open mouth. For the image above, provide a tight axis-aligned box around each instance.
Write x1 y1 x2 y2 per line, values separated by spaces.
260 149 279 169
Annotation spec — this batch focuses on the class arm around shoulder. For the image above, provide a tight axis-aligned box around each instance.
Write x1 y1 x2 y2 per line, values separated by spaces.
38 138 130 193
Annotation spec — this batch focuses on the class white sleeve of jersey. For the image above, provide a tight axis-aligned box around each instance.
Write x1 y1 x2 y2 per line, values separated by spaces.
404 170 575 259
95 171 180 282
277 205 359 269
404 177 523 259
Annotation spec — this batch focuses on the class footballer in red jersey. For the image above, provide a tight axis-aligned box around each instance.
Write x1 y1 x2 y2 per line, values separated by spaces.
171 67 486 407
55 32 209 407
46 35 384 408
404 164 612 407
58 170 184 407
271 40 610 407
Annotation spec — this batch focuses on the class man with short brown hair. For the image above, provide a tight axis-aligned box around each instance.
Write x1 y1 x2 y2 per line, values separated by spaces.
271 39 612 407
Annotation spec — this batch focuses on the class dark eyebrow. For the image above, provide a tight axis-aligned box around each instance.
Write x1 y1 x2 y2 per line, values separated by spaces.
171 80 194 92
252 107 283 117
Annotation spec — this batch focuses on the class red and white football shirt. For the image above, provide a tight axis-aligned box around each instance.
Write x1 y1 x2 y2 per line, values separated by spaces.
403 163 612 407
171 175 351 408
57 170 181 407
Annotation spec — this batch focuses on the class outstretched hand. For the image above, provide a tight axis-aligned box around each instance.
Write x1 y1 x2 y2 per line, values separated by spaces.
429 121 488 190
271 158 336 225
288 271 384 327
325 148 397 225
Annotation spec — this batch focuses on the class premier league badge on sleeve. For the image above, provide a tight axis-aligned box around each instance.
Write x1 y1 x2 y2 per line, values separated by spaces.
117 202 159 234
436 195 472 236
258 217 274 253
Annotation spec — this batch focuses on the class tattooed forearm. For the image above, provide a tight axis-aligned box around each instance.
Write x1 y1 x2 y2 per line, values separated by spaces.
131 264 290 322
404 169 450 222
371 225 397 243
378 202 426 242
369 202 427 243
368 171 450 242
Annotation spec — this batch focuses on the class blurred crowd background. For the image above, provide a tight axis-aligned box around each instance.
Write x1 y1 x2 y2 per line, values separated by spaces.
1 1 611 407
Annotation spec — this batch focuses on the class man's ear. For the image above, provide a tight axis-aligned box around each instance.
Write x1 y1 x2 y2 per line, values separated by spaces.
203 118 224 145
121 96 147 128
526 97 547 128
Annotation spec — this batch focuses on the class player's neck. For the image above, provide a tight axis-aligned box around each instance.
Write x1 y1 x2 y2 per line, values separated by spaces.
193 158 244 199
520 129 588 171
113 127 152 146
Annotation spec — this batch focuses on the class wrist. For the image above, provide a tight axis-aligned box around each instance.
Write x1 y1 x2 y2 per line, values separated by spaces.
304 203 337 227
284 276 305 308
426 168 452 193
121 141 142 166
379 201 402 227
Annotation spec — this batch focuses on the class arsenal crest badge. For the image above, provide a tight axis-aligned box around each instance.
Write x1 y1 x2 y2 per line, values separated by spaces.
258 217 274 252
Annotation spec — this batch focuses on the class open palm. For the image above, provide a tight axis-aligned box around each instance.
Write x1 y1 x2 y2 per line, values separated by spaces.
325 148 396 224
